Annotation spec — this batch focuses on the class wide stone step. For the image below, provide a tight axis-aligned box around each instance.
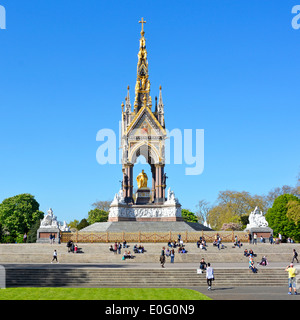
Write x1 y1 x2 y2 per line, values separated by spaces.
5 268 287 288
6 269 286 275
1 243 299 265
0 253 293 264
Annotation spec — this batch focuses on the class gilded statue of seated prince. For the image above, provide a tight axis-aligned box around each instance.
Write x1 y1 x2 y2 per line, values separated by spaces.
136 170 148 189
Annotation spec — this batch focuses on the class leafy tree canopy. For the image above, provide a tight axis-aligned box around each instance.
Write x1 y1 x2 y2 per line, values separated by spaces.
266 194 300 242
87 208 109 224
68 219 80 230
181 209 198 223
77 218 90 230
207 190 266 230
0 193 44 242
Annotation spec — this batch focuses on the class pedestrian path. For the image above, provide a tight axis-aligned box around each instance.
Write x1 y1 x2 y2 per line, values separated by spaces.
193 286 300 300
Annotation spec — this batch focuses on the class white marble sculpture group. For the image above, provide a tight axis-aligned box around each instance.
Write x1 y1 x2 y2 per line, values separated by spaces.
40 208 70 231
109 187 181 220
246 206 269 229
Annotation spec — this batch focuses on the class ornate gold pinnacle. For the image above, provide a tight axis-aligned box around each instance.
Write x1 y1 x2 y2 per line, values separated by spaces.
139 17 146 36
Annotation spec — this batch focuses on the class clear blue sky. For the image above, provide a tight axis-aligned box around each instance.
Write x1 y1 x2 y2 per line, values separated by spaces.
0 0 299 223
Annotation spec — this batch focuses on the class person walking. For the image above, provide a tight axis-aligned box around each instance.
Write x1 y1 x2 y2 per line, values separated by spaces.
248 232 252 244
51 250 59 263
206 263 214 290
160 247 166 268
253 233 257 245
269 234 274 244
170 249 175 263
292 249 299 264
285 263 297 295
177 234 181 243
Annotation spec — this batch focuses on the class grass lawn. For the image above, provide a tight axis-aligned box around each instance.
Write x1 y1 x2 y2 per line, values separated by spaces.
0 287 211 300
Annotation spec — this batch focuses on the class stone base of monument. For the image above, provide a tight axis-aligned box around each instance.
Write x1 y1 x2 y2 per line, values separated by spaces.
80 220 211 232
36 228 61 243
97 187 212 231
108 202 183 222
244 227 273 240
135 188 151 205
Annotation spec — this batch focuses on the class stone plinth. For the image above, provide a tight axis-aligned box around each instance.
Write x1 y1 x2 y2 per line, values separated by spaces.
244 227 273 240
135 188 151 205
36 228 60 243
80 221 211 232
108 203 182 222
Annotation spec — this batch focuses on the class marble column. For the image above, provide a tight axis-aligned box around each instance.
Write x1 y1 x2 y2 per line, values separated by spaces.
155 164 165 203
123 164 134 203
128 164 133 200
151 164 156 202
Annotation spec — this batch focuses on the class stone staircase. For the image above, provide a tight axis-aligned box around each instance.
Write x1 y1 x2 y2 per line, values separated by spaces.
0 243 299 264
5 267 287 288
2 243 295 288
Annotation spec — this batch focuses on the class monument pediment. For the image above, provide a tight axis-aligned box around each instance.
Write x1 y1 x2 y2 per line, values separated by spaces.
126 106 166 138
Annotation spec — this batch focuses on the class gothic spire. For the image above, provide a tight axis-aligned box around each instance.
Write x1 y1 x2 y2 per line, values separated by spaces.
134 17 151 113
125 85 131 113
158 85 165 127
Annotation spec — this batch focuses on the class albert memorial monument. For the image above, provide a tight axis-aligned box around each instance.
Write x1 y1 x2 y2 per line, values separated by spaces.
82 19 210 232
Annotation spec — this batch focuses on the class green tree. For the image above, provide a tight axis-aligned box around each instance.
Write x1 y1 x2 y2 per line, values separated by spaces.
87 208 109 224
286 200 300 225
68 219 80 230
240 214 249 229
265 194 300 242
181 209 198 223
77 218 90 230
264 185 300 209
206 190 267 230
0 194 44 243
0 223 3 242
27 219 41 243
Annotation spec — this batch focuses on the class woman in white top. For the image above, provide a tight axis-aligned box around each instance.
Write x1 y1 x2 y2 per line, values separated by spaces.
206 263 214 290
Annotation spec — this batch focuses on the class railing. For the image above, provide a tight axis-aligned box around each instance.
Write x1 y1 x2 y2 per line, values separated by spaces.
61 231 248 243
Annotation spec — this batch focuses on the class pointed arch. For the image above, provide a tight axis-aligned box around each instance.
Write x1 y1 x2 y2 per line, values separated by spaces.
128 141 160 165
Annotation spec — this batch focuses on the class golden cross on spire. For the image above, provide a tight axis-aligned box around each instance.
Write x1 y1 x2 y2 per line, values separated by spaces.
139 17 146 35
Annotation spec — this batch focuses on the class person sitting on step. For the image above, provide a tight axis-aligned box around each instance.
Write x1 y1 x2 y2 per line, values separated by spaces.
259 256 268 266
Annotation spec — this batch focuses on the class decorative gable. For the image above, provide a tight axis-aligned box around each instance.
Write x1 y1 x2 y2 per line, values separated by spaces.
126 106 166 139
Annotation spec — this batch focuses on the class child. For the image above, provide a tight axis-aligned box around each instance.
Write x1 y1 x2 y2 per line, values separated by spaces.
51 250 59 263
